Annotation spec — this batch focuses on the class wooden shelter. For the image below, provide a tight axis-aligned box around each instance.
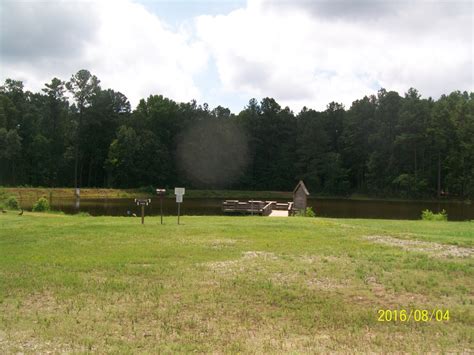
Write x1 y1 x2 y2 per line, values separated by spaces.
293 180 310 211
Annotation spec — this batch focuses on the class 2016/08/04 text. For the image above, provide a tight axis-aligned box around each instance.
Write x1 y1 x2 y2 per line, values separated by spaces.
378 309 450 322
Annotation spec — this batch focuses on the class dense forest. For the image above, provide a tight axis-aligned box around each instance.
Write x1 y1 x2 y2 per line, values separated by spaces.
0 69 473 199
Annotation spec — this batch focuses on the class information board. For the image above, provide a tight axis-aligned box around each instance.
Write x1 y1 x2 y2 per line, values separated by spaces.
175 187 185 195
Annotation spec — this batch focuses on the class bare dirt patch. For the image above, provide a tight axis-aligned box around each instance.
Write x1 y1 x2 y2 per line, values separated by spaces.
365 235 473 258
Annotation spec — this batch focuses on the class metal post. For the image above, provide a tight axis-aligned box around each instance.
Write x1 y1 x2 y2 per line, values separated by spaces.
177 203 180 225
156 189 166 225
141 205 145 224
174 187 185 225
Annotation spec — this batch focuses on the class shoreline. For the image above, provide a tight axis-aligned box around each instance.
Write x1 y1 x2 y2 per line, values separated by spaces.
2 187 471 204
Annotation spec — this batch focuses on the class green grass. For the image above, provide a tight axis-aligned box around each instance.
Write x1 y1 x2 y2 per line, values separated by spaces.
0 213 472 352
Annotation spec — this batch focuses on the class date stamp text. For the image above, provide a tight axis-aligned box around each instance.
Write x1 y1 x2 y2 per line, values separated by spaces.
377 309 449 322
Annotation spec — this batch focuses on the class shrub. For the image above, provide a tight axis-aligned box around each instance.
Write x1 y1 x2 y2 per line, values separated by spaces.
296 207 316 217
6 196 19 210
305 207 316 217
421 209 447 221
32 197 50 212
0 189 7 208
0 188 8 201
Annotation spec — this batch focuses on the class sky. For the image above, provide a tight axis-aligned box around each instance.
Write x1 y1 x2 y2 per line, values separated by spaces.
1 0 472 113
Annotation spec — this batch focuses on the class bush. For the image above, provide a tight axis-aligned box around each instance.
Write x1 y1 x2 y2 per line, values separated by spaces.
421 209 447 221
0 188 8 201
296 207 316 217
6 196 19 210
305 207 316 217
76 212 91 217
32 197 50 212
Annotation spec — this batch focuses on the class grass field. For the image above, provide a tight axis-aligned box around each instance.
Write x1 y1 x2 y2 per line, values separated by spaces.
0 213 472 352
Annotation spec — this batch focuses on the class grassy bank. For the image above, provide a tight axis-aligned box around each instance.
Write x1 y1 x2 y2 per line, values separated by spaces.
3 187 145 200
3 187 292 201
0 213 472 352
3 187 471 204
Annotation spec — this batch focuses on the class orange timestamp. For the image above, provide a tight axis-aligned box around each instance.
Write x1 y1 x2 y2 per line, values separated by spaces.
377 309 450 322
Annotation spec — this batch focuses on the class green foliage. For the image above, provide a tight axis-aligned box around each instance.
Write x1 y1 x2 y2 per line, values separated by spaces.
0 188 8 201
32 197 50 212
0 189 18 210
305 207 316 217
391 174 429 199
297 207 316 217
0 74 473 201
75 212 91 217
0 189 7 209
5 196 19 210
138 185 156 195
421 209 448 221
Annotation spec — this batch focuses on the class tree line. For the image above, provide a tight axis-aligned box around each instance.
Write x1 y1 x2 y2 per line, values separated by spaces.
1 69 473 199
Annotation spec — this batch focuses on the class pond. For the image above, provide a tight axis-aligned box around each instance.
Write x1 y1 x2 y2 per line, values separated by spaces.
18 196 474 221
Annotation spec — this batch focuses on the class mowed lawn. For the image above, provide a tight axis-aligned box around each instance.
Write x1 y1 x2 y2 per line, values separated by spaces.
0 213 472 353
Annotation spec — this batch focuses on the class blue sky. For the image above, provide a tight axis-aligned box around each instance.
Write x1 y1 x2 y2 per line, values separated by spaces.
1 0 472 113
137 0 245 26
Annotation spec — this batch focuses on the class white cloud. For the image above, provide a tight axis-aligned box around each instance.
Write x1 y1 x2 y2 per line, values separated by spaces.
84 0 209 104
196 0 473 111
1 0 472 112
1 0 208 106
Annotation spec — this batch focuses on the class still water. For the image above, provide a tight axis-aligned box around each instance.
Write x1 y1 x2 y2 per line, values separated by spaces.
20 197 474 221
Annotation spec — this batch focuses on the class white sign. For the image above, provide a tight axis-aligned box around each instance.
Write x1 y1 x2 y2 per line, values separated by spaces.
174 187 185 195
176 194 183 203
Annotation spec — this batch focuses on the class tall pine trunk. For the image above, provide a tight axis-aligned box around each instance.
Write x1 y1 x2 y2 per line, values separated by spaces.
414 143 418 184
437 150 441 199
87 158 93 187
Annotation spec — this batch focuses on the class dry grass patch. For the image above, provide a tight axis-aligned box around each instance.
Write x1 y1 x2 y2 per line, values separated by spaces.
205 251 351 293
209 239 238 249
365 235 474 258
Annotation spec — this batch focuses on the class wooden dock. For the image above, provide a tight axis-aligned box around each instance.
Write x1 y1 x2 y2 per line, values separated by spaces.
222 200 294 216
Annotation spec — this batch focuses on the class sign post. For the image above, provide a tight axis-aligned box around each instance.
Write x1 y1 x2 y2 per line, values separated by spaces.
156 189 166 224
174 187 185 225
178 200 181 225
134 198 151 224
